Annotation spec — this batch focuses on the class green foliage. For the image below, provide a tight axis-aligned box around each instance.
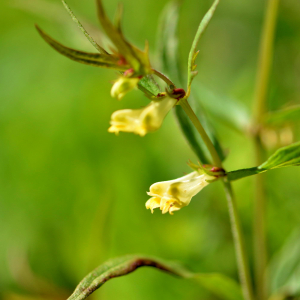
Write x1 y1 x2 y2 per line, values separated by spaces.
36 25 128 70
138 75 161 97
1 0 300 299
194 273 243 300
156 1 182 85
269 228 300 297
156 0 225 164
67 255 243 300
193 85 250 134
61 0 108 54
96 0 151 75
187 0 219 92
227 142 300 181
264 105 300 126
259 141 300 169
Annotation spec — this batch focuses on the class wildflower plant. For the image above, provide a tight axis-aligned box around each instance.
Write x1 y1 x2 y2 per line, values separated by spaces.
36 0 300 300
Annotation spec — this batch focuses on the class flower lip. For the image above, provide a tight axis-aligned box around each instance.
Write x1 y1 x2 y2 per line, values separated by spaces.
108 95 177 136
146 171 216 215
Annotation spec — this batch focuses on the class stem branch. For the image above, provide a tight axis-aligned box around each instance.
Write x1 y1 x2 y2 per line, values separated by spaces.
152 69 176 88
179 99 222 168
252 1 279 299
223 179 255 300
180 98 254 300
253 0 280 122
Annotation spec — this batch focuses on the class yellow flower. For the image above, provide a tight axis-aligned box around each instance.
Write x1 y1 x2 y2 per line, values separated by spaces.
146 171 215 215
111 76 140 100
108 96 177 136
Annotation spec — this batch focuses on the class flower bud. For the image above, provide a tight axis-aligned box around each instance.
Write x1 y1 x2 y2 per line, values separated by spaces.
110 76 140 100
146 171 216 215
108 96 177 136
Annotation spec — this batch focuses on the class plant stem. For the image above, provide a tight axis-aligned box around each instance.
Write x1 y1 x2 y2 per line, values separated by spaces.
223 178 255 300
179 99 222 168
152 69 176 88
253 136 267 300
253 0 280 122
252 1 279 299
180 98 254 300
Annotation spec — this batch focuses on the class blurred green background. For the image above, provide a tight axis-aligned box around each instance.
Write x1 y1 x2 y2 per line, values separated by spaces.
0 0 300 299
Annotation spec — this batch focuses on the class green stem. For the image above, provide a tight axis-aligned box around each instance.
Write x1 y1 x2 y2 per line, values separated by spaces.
253 137 267 300
179 99 222 168
252 1 279 299
180 98 254 300
223 179 255 300
253 0 280 122
152 69 176 88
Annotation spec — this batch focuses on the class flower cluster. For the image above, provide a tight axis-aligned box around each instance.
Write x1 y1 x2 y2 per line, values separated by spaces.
36 0 220 215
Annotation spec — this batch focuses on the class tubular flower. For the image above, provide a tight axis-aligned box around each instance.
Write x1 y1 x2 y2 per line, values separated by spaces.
108 96 177 136
111 76 140 100
146 171 216 215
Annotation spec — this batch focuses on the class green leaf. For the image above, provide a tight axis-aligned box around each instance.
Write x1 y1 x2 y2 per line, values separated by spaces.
258 141 300 169
157 2 209 162
174 105 211 164
36 26 161 98
227 142 300 181
264 105 300 126
96 0 151 75
35 25 129 70
187 0 220 90
156 1 224 164
156 0 182 85
191 95 226 162
61 0 108 55
194 85 251 133
268 228 300 297
194 273 244 300
67 254 243 300
226 167 262 181
156 1 208 163
138 75 161 97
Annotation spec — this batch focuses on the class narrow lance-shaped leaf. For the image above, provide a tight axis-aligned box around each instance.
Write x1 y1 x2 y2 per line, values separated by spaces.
191 94 226 162
193 85 251 133
156 1 225 164
156 0 182 85
259 141 300 169
67 254 243 300
36 27 160 97
138 75 161 97
264 105 300 126
35 25 129 70
96 0 151 75
187 0 220 92
227 142 300 181
268 228 300 297
156 1 207 162
174 105 211 164
61 0 108 55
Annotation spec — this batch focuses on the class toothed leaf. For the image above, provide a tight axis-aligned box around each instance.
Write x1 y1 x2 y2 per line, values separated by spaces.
187 0 220 90
96 0 151 75
61 0 108 55
36 25 129 70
